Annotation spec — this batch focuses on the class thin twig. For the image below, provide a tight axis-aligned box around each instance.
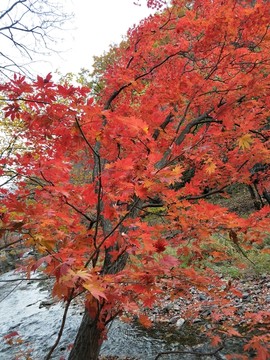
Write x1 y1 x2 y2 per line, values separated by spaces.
0 277 49 283
74 116 103 251
0 98 50 105
0 280 23 304
0 238 23 251
45 289 74 360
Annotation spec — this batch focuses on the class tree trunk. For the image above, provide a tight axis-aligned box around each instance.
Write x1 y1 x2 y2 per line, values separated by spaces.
248 184 262 210
68 198 143 359
68 310 102 360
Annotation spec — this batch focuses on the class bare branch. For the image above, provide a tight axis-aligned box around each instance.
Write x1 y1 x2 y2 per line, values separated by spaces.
0 280 23 304
0 0 73 77
0 277 49 282
45 289 74 360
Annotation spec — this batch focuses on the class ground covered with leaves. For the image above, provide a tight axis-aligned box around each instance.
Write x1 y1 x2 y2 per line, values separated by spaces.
96 272 270 359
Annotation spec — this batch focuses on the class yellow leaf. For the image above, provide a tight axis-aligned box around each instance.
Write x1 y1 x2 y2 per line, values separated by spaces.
76 270 92 281
206 161 216 174
83 281 107 301
238 134 253 150
172 165 184 177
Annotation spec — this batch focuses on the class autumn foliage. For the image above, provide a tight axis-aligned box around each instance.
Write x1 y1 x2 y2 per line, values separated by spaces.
0 0 270 358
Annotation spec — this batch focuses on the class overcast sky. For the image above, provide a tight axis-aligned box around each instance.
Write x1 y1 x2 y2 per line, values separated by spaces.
36 0 153 77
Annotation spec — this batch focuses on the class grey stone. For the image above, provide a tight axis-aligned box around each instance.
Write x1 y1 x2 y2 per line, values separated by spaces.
169 315 180 324
199 293 207 301
175 318 185 328
242 292 250 300
193 318 202 323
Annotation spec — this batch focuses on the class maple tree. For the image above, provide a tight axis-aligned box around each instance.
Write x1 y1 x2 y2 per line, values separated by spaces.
0 0 270 359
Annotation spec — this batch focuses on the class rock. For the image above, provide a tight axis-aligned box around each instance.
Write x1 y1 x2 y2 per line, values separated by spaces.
168 315 185 328
253 289 261 294
39 298 57 308
163 303 173 312
242 292 250 300
193 318 202 324
235 303 243 308
198 293 207 301
172 304 181 311
200 308 211 317
215 353 227 360
169 315 181 324
175 318 185 328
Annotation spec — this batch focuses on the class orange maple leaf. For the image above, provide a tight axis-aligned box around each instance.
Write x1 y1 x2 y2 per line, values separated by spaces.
138 314 152 328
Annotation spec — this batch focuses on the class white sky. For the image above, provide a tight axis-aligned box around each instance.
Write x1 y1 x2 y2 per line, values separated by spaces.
35 0 154 77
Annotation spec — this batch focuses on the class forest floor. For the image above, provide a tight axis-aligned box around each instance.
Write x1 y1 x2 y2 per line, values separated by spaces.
98 273 270 359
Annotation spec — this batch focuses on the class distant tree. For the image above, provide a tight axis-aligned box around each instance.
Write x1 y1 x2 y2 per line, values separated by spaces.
0 1 270 360
0 0 72 78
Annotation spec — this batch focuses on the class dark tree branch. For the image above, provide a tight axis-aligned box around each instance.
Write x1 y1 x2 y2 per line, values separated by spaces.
64 198 95 224
85 198 140 268
74 116 103 252
153 113 174 140
180 185 228 200
0 98 50 105
0 174 18 188
175 101 191 134
155 110 222 171
104 49 187 109
175 108 217 146
0 238 23 251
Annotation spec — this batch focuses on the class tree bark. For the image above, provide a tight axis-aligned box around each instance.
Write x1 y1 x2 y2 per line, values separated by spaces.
67 236 130 360
68 198 143 359
68 311 102 360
